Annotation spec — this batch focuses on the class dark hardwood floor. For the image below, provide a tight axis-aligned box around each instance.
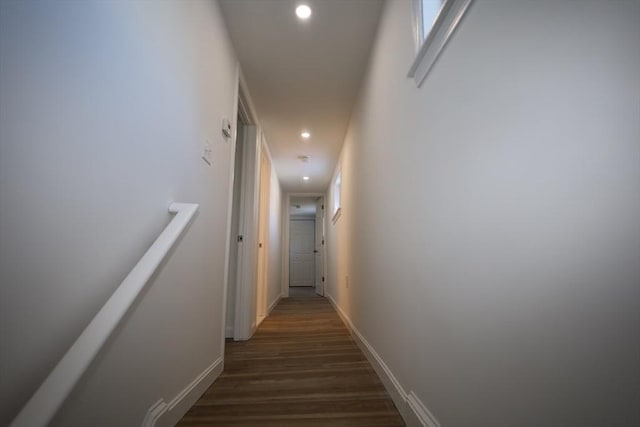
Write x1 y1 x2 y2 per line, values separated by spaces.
177 297 405 426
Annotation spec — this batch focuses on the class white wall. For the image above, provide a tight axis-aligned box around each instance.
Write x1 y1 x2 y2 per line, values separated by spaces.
327 1 640 426
0 1 238 425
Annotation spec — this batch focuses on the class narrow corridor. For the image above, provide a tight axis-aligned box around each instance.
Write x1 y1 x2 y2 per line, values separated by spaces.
3 1 638 426
178 297 404 426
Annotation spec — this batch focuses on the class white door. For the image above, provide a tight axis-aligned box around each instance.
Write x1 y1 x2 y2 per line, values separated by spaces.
289 219 315 287
256 146 270 322
314 198 325 296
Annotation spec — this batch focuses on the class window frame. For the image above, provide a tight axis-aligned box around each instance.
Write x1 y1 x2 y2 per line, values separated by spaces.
408 0 474 87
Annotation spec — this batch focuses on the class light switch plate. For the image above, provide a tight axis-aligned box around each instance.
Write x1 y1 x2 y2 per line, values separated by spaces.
222 118 232 138
202 143 212 165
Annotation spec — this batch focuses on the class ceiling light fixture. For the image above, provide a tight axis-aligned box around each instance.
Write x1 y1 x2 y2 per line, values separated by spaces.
301 131 310 139
303 176 310 181
295 5 312 20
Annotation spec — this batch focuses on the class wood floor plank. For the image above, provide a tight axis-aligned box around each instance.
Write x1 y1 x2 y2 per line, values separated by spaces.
177 297 405 426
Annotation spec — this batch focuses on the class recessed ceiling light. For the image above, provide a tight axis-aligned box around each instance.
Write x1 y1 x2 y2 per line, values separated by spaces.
301 131 310 139
296 5 312 20
303 176 310 181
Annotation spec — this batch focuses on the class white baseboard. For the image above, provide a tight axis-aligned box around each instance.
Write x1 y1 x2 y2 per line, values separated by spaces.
257 294 282 328
327 294 440 427
268 294 282 314
256 314 266 327
142 357 224 427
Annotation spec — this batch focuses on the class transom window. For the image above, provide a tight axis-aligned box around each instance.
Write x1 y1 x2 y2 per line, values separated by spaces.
408 0 474 87
332 169 342 223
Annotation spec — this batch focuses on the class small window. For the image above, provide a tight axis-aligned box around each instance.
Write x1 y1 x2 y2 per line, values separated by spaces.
408 0 474 87
332 169 342 223
416 0 443 45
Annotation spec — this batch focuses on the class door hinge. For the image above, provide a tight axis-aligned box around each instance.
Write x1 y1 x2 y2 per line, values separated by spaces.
322 204 324 210
237 235 243 242
322 239 324 245
322 276 325 282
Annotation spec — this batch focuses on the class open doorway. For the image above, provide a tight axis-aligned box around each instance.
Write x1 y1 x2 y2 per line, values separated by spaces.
288 195 325 297
255 142 271 323
225 83 262 341
225 90 255 340
224 112 245 338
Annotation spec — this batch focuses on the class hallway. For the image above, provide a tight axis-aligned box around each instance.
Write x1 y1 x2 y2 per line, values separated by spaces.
178 297 404 426
2 1 639 426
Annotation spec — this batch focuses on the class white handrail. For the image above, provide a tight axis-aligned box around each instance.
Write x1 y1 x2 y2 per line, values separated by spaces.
10 202 199 427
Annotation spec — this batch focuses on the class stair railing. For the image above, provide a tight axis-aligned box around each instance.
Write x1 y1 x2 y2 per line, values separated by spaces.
10 202 199 427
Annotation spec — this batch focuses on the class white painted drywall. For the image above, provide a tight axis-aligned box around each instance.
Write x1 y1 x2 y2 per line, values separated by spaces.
0 1 238 425
327 0 640 425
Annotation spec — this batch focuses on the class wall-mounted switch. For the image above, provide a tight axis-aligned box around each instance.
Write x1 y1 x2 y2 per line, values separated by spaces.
202 143 212 166
222 118 232 138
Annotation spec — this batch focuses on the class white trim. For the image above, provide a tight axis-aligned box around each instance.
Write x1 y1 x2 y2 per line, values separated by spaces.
255 132 278 327
255 135 268 327
314 196 326 297
331 207 342 224
141 400 166 427
281 195 290 297
408 0 473 87
238 70 260 128
411 0 425 54
282 192 327 298
407 392 441 427
327 295 407 405
267 294 282 315
331 166 342 219
231 70 266 342
327 294 440 427
257 293 281 327
225 71 263 342
221 63 241 353
234 123 260 341
142 357 223 427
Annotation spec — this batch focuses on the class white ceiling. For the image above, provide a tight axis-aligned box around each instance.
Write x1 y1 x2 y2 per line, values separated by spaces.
219 0 384 193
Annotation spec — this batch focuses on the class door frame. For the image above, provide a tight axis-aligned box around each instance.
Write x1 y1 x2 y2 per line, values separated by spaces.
223 68 263 341
289 217 316 287
282 192 327 298
314 196 325 296
255 143 272 325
